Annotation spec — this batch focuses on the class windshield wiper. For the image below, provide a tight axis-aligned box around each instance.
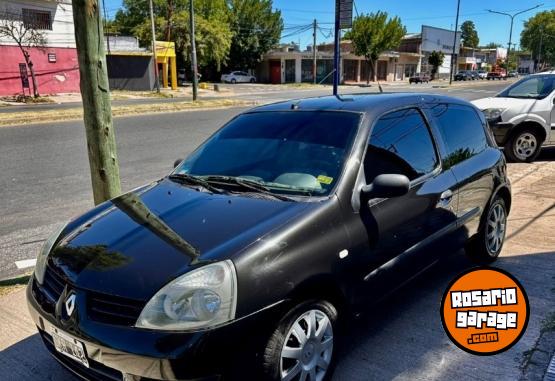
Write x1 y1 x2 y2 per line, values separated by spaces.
201 175 294 201
168 173 225 194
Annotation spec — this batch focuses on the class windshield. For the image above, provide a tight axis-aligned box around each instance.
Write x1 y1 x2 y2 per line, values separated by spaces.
174 111 361 196
497 75 555 99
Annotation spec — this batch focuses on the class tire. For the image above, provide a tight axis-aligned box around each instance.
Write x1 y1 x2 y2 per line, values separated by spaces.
504 128 542 163
231 78 237 84
250 78 256 83
262 300 338 381
465 197 507 264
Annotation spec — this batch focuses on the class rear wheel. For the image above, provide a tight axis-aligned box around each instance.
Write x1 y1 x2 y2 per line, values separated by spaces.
504 129 542 162
231 78 237 84
263 301 337 381
466 197 507 264
250 78 256 83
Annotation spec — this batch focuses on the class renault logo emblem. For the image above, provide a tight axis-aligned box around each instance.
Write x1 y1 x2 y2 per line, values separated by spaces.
65 293 76 317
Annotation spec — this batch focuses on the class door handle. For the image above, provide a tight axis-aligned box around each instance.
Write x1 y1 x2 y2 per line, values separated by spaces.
437 189 453 208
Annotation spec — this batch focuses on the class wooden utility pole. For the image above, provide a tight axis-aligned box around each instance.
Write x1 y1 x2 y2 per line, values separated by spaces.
72 0 121 205
313 19 317 84
449 0 460 85
190 0 199 101
149 0 160 93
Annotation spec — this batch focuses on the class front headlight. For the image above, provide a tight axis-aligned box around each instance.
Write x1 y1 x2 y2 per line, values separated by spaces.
483 108 505 121
35 223 67 284
136 260 237 331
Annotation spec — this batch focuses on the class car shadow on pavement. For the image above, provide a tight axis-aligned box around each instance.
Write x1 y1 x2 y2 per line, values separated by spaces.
0 334 77 380
538 146 555 162
333 250 555 381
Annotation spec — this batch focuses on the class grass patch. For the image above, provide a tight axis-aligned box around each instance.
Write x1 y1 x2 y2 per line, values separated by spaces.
0 98 255 127
0 274 31 297
111 90 178 100
0 95 54 104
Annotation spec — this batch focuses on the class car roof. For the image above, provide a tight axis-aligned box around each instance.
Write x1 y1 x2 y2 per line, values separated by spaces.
530 70 555 76
250 93 472 115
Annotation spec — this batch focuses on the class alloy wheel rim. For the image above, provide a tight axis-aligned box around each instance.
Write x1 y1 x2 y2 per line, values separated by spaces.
486 203 506 255
280 309 333 381
513 133 537 160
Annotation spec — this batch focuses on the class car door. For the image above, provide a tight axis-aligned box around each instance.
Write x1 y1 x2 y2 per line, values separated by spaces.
427 103 496 237
347 107 461 301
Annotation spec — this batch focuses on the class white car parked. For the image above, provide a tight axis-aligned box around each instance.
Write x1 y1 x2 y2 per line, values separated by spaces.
472 71 555 162
477 70 488 80
221 71 256 84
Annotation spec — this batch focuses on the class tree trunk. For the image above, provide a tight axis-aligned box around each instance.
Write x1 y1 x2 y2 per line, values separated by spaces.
27 60 39 98
20 48 39 97
372 60 378 82
365 58 371 85
72 0 121 205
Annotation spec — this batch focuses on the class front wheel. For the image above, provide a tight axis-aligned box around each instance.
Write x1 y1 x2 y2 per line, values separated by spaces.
263 301 337 381
466 197 507 264
504 129 542 162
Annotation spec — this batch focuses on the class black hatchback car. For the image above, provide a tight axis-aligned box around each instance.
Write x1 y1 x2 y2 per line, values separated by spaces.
27 94 511 381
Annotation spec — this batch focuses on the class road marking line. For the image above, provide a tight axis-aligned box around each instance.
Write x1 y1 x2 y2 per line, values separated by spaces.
15 258 37 269
545 352 555 381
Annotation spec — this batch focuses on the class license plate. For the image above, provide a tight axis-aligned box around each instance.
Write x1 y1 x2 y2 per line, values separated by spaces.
50 327 89 368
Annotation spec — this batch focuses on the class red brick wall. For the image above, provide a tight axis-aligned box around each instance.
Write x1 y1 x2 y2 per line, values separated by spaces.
0 45 80 96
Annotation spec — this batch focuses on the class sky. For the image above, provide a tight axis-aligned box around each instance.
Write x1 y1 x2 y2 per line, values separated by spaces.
103 0 555 50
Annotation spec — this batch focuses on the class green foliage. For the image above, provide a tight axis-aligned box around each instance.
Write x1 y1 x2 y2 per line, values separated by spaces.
521 10 555 67
226 0 283 70
460 20 479 48
481 42 503 49
349 11 406 82
428 50 444 80
112 0 282 73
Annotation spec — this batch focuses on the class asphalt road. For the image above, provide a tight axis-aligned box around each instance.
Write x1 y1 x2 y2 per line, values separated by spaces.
0 82 510 280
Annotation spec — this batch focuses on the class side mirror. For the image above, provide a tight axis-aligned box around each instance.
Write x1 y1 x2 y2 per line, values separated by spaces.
173 158 183 168
361 174 410 199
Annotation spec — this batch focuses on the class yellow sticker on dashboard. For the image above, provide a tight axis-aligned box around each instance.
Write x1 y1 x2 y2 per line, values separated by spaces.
317 175 333 185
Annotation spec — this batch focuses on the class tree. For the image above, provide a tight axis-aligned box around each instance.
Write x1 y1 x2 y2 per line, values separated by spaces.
460 20 479 48
114 0 233 73
521 10 555 69
481 42 503 49
349 11 406 83
428 51 445 80
226 0 283 71
0 7 47 97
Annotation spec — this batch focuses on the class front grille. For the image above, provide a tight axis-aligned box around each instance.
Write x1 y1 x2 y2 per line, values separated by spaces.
34 267 145 327
87 291 145 326
40 330 123 381
42 266 66 301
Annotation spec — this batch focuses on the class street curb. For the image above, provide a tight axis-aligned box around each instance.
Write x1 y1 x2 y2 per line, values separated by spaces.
520 317 555 380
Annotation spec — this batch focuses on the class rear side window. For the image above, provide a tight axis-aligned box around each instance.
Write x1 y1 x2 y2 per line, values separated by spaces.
364 108 438 182
431 104 489 168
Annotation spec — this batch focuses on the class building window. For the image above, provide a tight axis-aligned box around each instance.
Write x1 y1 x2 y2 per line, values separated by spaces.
22 9 52 30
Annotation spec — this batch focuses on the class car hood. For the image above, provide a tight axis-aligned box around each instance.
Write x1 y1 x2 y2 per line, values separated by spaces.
48 178 313 300
471 96 537 114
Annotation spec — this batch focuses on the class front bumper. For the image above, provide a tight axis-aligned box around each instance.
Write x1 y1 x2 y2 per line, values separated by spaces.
488 120 514 146
27 275 284 380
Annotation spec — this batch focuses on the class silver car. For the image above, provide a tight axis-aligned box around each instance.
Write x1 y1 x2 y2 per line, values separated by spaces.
472 71 555 162
221 71 256 84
